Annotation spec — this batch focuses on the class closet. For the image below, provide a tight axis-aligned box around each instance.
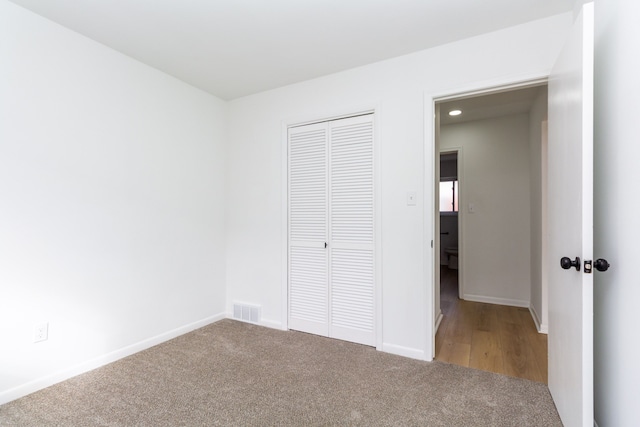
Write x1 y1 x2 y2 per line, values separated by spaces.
287 113 375 346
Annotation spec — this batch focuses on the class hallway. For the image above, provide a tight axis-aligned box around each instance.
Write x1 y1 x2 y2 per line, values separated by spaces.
435 267 548 383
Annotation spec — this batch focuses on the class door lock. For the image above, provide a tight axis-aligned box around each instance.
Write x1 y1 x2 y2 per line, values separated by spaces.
594 258 610 272
565 257 610 273
560 256 581 271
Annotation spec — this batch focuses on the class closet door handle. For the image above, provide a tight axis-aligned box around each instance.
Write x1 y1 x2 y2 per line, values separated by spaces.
325 242 327 249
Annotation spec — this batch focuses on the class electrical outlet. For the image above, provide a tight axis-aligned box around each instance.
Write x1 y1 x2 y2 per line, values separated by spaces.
34 322 48 343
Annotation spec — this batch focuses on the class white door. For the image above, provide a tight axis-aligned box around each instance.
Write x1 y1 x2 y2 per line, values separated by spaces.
328 115 375 345
547 3 594 427
288 122 329 337
288 114 376 346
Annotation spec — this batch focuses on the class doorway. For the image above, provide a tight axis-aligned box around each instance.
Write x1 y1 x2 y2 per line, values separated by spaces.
433 84 549 383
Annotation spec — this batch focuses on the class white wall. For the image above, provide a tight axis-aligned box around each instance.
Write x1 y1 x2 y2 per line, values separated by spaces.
528 90 548 331
594 0 640 424
440 114 532 306
0 1 227 403
226 14 571 359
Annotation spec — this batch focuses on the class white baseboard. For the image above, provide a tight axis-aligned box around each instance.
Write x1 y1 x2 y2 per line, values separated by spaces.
228 315 427 362
258 318 284 330
382 343 426 361
463 294 529 308
529 304 548 334
225 312 284 331
250 317 427 362
0 312 226 406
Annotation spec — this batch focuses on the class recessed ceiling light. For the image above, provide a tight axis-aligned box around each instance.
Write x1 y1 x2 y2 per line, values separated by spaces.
448 109 462 116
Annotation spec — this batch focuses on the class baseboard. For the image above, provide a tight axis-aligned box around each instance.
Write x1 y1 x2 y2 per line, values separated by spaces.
463 294 529 308
528 304 548 334
382 343 426 361
259 318 284 330
247 317 425 362
225 312 284 331
0 312 226 406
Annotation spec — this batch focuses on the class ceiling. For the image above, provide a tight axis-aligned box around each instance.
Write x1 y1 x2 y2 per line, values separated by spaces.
438 85 546 126
9 0 575 100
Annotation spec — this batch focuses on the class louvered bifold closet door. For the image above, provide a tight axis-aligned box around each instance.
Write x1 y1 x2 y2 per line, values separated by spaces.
329 114 375 346
288 122 329 336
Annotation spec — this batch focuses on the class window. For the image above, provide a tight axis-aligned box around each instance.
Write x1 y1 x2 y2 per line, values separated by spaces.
439 180 458 212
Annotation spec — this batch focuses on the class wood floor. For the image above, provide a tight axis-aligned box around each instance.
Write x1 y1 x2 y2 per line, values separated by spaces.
435 267 548 384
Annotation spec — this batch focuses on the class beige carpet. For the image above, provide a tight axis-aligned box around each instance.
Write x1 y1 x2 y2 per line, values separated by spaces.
0 319 561 426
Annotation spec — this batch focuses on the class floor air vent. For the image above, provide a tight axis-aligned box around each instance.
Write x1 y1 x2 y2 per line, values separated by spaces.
232 303 261 324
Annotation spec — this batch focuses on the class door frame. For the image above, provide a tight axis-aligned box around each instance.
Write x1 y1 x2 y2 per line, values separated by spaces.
423 74 548 359
280 102 383 351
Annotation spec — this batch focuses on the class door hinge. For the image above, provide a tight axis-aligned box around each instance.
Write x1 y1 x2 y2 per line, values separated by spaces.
584 260 592 274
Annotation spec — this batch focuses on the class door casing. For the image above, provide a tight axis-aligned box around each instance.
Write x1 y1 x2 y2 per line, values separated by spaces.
424 75 549 360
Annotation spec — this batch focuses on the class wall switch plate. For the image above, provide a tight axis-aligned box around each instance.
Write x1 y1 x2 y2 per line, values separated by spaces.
407 191 417 206
468 202 476 213
34 322 48 343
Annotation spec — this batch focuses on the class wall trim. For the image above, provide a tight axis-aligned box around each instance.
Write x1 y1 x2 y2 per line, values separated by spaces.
434 311 444 333
463 294 529 308
0 313 226 406
423 93 437 360
224 313 284 331
259 317 285 330
382 343 427 361
529 304 548 334
424 72 550 363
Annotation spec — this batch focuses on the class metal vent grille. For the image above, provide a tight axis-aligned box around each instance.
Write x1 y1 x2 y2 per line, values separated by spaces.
232 303 261 324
